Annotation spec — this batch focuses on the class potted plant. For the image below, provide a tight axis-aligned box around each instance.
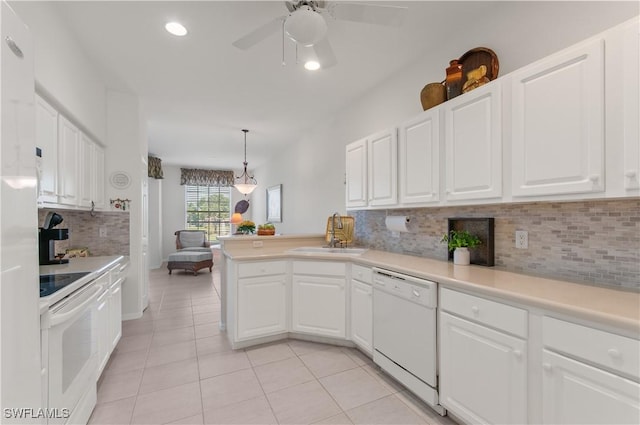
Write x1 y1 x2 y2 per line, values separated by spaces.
441 229 482 265
236 220 256 235
257 223 276 236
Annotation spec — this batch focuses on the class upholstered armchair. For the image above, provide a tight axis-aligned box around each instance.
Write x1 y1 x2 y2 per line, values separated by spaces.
174 230 212 252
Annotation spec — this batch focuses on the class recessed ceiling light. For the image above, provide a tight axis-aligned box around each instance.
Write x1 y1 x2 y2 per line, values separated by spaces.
304 60 321 71
165 22 187 36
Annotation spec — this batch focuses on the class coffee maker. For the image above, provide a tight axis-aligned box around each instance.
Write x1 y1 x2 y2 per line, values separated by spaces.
39 212 69 265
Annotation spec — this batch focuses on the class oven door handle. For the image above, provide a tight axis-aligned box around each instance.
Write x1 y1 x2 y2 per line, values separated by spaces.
49 284 103 327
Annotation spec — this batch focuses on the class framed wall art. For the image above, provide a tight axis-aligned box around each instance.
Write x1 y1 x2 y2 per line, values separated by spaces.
266 184 282 223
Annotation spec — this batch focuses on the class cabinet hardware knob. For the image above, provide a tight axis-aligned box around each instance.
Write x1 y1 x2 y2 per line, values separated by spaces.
513 350 522 359
607 348 621 359
412 290 420 297
625 170 637 178
471 306 479 314
543 363 552 372
589 175 600 182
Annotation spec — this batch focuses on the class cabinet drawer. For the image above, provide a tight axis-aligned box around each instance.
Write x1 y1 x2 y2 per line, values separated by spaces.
293 261 346 276
238 261 286 278
543 316 639 379
440 288 527 338
351 264 372 284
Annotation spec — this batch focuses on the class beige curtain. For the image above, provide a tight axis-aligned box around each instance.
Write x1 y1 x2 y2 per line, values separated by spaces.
180 168 235 186
148 156 164 179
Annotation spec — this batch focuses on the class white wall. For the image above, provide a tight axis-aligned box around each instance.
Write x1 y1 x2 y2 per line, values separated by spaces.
148 178 162 269
253 3 640 234
106 90 147 319
10 1 107 143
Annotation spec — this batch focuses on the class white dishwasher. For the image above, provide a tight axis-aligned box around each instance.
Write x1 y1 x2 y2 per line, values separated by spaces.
372 268 445 415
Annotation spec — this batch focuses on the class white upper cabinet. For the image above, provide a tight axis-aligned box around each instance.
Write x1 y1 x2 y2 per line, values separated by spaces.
79 133 93 208
368 128 398 207
398 109 441 205
57 114 80 206
511 38 605 197
93 144 106 210
345 138 368 208
600 17 640 198
35 94 59 204
444 81 502 202
617 18 640 192
345 128 398 209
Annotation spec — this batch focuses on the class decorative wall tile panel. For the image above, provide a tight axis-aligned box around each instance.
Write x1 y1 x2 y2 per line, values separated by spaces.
353 199 640 290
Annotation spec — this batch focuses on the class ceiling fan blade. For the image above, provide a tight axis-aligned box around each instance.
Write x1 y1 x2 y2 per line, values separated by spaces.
313 38 337 69
327 2 407 26
232 16 285 50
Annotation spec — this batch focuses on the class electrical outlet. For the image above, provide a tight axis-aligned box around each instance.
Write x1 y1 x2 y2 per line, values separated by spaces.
99 226 107 238
515 230 528 249
252 241 263 248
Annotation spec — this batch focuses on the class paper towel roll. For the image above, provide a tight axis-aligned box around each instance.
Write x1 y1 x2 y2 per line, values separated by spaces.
385 216 410 233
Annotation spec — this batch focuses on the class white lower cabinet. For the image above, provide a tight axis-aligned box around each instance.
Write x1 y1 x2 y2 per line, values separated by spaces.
350 264 373 354
542 316 640 425
236 261 287 341
439 288 527 425
108 278 122 350
292 261 346 338
96 285 110 375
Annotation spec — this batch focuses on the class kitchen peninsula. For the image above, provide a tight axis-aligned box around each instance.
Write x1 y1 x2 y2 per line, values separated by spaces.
219 234 640 424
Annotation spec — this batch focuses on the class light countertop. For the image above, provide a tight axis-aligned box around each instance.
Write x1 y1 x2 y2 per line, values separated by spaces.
40 255 127 311
223 244 640 335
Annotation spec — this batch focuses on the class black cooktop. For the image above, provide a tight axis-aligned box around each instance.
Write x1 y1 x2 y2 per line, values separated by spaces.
40 272 91 297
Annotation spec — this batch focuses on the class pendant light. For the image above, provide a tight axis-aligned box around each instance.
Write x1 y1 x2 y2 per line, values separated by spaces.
233 129 257 195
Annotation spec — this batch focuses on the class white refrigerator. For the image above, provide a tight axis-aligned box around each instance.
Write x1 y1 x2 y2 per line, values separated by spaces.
0 0 42 421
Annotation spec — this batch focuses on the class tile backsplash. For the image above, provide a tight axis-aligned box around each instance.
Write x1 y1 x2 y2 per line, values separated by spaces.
38 208 130 257
352 199 640 290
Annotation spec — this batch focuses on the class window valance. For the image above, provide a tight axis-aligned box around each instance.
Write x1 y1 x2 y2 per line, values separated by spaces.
148 156 164 179
180 168 235 186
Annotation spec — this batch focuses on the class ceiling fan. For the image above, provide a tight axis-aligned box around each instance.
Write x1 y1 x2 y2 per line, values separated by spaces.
232 1 408 69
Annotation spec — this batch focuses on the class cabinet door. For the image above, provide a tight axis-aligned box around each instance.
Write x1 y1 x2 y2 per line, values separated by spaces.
57 114 79 206
542 350 640 425
237 275 287 340
79 133 93 208
621 19 639 191
96 289 110 375
292 275 346 338
444 82 502 201
109 280 122 351
345 138 368 208
93 144 106 209
439 312 527 425
368 128 398 206
511 38 605 197
399 110 440 205
350 279 372 354
35 95 59 204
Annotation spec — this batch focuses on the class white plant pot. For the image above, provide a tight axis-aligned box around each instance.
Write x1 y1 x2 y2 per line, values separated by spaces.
453 247 470 265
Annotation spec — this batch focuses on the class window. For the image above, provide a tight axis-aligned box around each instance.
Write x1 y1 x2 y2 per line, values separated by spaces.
185 185 231 240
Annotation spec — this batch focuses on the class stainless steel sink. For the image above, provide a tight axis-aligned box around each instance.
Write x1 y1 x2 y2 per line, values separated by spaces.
287 246 368 256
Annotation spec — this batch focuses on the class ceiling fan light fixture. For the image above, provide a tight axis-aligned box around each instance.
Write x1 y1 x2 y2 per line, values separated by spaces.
165 21 187 36
233 129 257 195
284 6 327 46
304 60 321 71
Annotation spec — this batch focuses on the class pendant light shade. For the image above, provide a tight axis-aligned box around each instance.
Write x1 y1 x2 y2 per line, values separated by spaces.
233 129 257 195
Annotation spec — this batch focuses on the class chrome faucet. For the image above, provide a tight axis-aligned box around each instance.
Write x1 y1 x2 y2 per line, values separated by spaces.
327 212 344 248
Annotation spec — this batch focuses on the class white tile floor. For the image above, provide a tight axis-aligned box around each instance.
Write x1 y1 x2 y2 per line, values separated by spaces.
89 258 457 425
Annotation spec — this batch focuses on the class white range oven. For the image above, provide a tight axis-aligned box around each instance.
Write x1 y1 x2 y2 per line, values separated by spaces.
372 267 446 416
40 273 106 425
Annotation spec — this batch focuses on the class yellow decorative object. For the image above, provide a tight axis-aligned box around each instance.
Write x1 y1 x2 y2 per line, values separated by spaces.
462 64 490 93
325 216 355 245
237 220 256 234
66 247 89 258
